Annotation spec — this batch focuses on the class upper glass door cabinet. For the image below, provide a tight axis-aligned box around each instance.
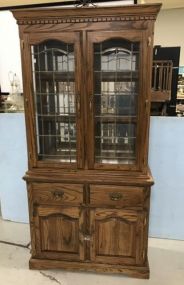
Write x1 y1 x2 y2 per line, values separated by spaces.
30 33 83 168
87 32 143 170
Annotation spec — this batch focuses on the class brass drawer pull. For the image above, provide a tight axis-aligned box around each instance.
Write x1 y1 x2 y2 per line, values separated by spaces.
109 192 123 201
53 191 64 199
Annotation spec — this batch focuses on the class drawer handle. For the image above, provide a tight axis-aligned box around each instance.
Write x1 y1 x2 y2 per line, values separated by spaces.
109 192 123 201
53 191 64 199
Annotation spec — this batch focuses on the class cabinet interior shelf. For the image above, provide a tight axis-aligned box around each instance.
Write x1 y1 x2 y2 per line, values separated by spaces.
95 115 137 123
94 71 138 81
34 71 74 81
33 71 138 82
36 114 136 124
37 114 76 122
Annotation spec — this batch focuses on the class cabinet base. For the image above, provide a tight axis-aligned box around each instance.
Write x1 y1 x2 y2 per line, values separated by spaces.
29 258 150 279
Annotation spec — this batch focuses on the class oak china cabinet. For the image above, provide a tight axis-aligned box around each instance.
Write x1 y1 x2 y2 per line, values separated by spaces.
13 3 161 279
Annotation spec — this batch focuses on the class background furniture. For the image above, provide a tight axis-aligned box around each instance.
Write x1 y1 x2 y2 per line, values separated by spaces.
151 45 180 116
151 60 173 115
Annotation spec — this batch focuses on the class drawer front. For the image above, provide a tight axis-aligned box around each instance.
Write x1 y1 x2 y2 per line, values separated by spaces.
90 185 144 207
32 183 83 205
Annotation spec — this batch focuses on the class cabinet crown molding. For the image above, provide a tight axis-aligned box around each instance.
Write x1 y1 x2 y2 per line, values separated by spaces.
12 4 161 25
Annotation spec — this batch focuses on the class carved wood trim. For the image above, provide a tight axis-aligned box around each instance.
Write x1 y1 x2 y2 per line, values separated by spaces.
12 4 161 26
95 216 137 224
41 212 79 221
16 15 157 25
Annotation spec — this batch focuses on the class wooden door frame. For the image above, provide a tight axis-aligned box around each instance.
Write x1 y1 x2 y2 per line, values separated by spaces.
86 30 147 171
22 32 84 169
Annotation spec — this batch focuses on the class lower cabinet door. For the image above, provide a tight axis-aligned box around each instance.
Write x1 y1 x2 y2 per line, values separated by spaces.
90 208 145 265
34 205 84 261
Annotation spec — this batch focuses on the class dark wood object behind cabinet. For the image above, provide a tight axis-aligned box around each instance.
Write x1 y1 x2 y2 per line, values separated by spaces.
12 3 161 279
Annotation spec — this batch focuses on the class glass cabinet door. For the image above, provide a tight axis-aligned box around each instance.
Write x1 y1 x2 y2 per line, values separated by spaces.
30 34 83 167
87 32 142 170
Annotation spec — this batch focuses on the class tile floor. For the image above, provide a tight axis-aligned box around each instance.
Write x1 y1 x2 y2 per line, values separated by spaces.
0 218 184 285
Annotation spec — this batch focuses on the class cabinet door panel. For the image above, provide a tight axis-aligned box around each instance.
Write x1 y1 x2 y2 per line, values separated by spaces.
34 206 84 261
40 215 79 253
90 209 145 265
24 32 84 168
87 31 146 171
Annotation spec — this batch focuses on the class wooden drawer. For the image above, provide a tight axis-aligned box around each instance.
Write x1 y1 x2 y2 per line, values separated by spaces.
90 185 144 208
32 183 83 205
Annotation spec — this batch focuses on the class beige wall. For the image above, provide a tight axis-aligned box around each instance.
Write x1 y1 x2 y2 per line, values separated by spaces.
154 8 184 66
0 0 73 8
0 1 133 91
0 0 132 8
0 11 22 92
1 5 184 91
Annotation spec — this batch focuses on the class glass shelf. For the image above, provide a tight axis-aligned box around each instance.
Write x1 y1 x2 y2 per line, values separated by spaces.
94 72 138 82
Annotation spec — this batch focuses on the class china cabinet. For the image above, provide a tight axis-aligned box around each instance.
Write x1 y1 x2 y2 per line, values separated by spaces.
13 3 161 279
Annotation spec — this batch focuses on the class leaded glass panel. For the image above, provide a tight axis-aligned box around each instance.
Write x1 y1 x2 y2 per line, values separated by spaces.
94 39 139 165
32 40 76 163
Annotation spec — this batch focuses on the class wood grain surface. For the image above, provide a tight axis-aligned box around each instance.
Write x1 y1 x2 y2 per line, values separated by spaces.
13 3 161 279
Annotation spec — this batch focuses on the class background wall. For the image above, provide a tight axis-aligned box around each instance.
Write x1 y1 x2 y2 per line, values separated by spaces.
0 114 28 223
0 6 184 239
154 8 184 66
0 2 134 99
1 7 184 93
0 1 133 92
149 117 184 240
0 11 22 92
0 0 73 8
0 114 184 240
